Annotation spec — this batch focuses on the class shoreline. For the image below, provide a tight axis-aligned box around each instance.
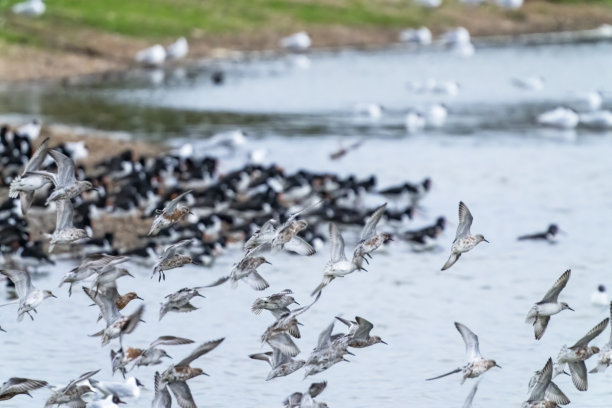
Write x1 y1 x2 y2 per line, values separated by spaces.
2 2 612 83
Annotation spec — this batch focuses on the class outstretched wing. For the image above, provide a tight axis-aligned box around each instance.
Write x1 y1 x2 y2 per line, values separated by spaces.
455 201 473 239
541 269 571 302
360 203 387 241
572 318 609 348
455 322 482 361
175 338 225 369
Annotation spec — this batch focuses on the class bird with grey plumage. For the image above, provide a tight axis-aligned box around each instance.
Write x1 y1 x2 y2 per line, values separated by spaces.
251 289 299 315
45 199 89 253
525 269 574 340
44 369 100 408
27 148 93 205
129 336 195 371
334 315 387 348
8 136 50 214
249 346 306 381
303 320 351 378
152 239 194 281
526 358 570 407
148 190 193 236
441 201 488 271
555 318 609 391
0 377 48 401
205 255 271 291
59 254 130 296
352 202 392 271
283 381 328 408
0 268 56 321
590 302 612 374
426 322 500 383
159 286 206 320
157 338 224 408
83 286 145 347
523 358 570 408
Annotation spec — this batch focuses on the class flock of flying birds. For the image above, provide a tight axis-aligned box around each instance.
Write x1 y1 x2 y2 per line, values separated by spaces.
0 125 604 408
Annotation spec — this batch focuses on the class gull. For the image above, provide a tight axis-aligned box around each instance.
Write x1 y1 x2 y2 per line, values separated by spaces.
590 303 612 373
354 103 383 120
441 201 488 271
425 103 448 128
130 336 195 369
0 377 47 400
28 149 93 205
570 91 603 112
311 223 359 296
334 316 387 348
262 292 321 356
580 110 612 129
159 287 205 320
152 239 194 281
353 203 392 270
283 382 327 408
8 136 50 214
280 31 312 52
405 111 426 134
205 256 271 291
159 338 225 408
523 358 570 408
537 107 579 129
90 377 144 399
47 199 89 253
148 190 192 236
556 318 609 391
525 269 573 340
135 44 166 66
84 287 145 346
45 369 99 408
249 346 306 380
304 320 350 378
88 395 126 408
426 322 500 383
12 0 45 16
398 27 432 45
59 254 130 296
166 37 188 60
251 289 299 315
0 268 56 321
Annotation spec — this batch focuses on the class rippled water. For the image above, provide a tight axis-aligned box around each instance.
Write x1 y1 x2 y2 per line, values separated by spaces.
3 41 612 407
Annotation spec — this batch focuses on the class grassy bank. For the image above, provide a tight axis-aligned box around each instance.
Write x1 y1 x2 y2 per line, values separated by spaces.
1 0 612 80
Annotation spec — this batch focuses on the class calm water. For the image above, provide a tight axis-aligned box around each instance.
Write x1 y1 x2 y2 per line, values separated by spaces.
2 41 612 407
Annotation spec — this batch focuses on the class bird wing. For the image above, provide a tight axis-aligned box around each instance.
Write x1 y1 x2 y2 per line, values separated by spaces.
308 381 327 398
283 236 315 256
455 201 473 239
152 372 171 408
328 223 347 262
316 320 335 350
353 316 374 340
572 318 609 348
25 170 57 186
526 358 553 402
168 381 196 408
455 322 482 361
360 203 387 241
175 338 224 369
462 380 479 408
23 137 50 173
441 252 461 271
161 239 193 258
546 381 570 405
83 287 120 326
162 190 192 215
0 269 32 300
55 199 75 230
267 333 299 356
249 352 273 367
48 149 76 186
245 271 270 291
568 361 588 391
0 377 47 396
150 336 195 348
541 269 571 302
63 369 101 393
534 316 551 341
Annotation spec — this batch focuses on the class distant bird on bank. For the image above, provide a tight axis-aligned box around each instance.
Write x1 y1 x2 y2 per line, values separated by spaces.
518 224 561 243
441 202 488 271
537 107 579 129
398 27 432 45
280 31 312 52
135 44 167 67
426 322 500 383
166 37 188 60
12 0 45 16
525 269 573 340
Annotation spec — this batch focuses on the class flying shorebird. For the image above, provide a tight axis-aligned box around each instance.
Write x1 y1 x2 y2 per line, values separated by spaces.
0 268 56 321
311 222 359 297
46 199 89 253
441 201 488 270
152 372 171 408
129 336 195 370
334 315 387 348
353 203 392 271
59 254 130 296
0 377 48 401
523 358 570 408
159 287 205 320
152 239 194 281
590 302 612 373
556 318 609 391
249 346 306 381
44 369 100 408
251 289 299 315
283 382 328 408
525 269 574 340
148 190 192 236
426 322 500 383
8 136 50 214
27 149 93 205
205 256 271 291
159 338 225 408
304 320 351 378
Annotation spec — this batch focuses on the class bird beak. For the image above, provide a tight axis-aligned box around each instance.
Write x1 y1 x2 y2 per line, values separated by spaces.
264 260 272 265
203 372 210 377
568 306 575 311
51 293 58 298
126 272 134 278
0 327 5 332
381 340 388 345
495 363 502 368
562 370 570 376
293 300 300 305
483 239 490 243
136 296 144 301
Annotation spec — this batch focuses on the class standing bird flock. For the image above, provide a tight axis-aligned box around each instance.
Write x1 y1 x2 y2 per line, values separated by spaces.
0 122 606 407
